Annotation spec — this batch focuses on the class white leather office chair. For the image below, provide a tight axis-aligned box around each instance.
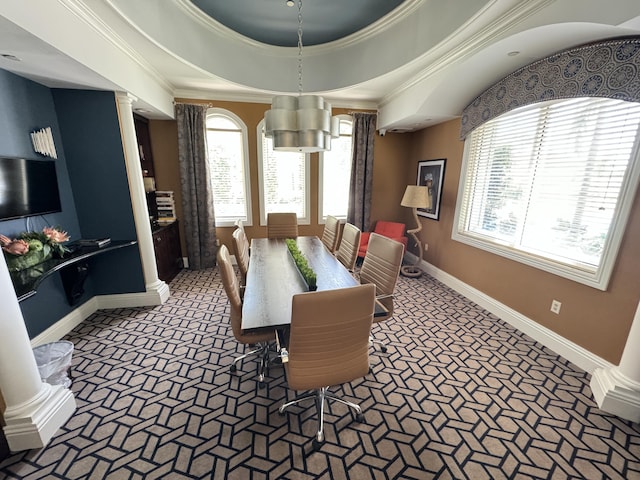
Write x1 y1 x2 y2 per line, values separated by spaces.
267 212 299 239
336 222 361 272
278 283 376 449
359 233 403 353
217 245 276 388
232 227 250 287
320 215 340 253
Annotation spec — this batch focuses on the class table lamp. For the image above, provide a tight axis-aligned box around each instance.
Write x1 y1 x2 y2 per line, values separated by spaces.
400 185 431 278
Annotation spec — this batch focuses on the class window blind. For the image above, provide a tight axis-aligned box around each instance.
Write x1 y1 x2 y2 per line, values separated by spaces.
456 97 640 288
206 111 250 225
320 117 353 220
261 135 306 218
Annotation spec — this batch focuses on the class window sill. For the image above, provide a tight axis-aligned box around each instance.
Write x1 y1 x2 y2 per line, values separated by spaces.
451 231 609 291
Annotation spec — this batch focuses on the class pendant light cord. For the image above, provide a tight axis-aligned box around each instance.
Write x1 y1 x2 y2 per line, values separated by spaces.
297 0 303 95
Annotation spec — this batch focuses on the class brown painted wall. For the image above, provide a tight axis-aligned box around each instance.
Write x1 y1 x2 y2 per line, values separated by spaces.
147 99 407 261
406 118 640 365
147 120 184 252
370 130 413 226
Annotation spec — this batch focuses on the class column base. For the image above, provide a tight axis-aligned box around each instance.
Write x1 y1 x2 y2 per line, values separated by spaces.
591 367 640 423
3 384 76 452
146 279 170 304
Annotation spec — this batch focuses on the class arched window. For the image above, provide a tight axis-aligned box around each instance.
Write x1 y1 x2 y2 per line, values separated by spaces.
454 97 640 290
206 109 252 226
256 119 310 225
319 115 353 222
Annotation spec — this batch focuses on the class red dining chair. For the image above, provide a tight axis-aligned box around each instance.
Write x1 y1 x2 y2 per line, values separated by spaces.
358 221 407 259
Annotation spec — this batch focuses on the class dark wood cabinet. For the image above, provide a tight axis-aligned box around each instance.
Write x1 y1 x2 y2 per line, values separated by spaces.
153 221 182 283
133 115 180 282
133 114 155 178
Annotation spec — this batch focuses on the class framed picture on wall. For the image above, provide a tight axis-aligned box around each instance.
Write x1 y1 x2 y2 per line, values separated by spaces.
416 159 446 220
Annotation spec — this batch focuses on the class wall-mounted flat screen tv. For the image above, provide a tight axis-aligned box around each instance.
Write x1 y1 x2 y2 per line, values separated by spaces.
0 157 62 221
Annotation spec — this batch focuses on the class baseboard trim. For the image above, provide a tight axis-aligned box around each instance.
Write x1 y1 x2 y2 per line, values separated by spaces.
97 282 170 309
31 298 100 347
405 253 612 374
30 287 169 347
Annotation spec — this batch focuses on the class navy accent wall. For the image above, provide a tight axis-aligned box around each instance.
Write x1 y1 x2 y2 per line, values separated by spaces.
52 90 144 295
0 70 145 337
0 70 80 239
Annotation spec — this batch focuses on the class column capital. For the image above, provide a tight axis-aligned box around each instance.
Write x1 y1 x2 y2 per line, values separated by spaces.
116 92 138 105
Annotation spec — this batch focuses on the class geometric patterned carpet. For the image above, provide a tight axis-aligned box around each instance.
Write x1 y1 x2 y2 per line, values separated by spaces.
1 266 639 479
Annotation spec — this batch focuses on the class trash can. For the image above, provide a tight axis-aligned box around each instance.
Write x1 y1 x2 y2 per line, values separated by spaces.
32 340 74 388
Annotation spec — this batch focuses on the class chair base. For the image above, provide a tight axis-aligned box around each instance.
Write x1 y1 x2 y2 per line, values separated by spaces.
369 336 388 353
279 387 364 446
231 342 279 388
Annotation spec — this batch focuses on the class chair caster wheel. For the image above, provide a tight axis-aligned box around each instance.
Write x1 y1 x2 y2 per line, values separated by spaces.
230 364 237 373
258 381 266 389
312 438 323 451
278 409 286 416
355 413 365 423
380 345 388 353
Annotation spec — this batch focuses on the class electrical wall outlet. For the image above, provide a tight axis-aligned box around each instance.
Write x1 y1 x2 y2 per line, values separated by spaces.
551 299 562 314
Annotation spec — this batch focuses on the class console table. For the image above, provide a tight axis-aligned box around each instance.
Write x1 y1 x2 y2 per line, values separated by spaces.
9 240 137 304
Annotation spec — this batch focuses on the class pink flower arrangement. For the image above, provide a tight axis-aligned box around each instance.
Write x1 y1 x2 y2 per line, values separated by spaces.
1 227 70 258
42 227 70 244
1 237 30 255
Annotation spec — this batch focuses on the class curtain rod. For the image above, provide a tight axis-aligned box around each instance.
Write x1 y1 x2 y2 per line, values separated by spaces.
173 101 215 108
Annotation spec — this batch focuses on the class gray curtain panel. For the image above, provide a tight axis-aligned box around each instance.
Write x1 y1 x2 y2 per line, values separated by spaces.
348 112 377 233
175 103 218 269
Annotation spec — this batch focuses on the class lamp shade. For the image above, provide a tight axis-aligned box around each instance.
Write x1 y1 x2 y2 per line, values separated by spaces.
401 185 431 210
264 95 339 152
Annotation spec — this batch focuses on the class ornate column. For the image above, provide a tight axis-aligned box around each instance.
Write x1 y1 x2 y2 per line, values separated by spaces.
115 92 169 304
0 260 76 451
591 300 640 422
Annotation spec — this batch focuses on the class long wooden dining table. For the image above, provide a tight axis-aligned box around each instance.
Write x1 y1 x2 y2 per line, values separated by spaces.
241 236 376 333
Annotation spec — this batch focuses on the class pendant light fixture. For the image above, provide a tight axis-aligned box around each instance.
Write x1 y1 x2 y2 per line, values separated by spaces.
264 0 339 152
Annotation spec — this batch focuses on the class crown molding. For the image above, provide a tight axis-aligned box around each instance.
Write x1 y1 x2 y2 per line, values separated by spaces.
175 0 423 55
309 0 424 53
379 0 554 108
174 88 273 105
175 0 285 53
173 88 378 110
60 0 174 94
